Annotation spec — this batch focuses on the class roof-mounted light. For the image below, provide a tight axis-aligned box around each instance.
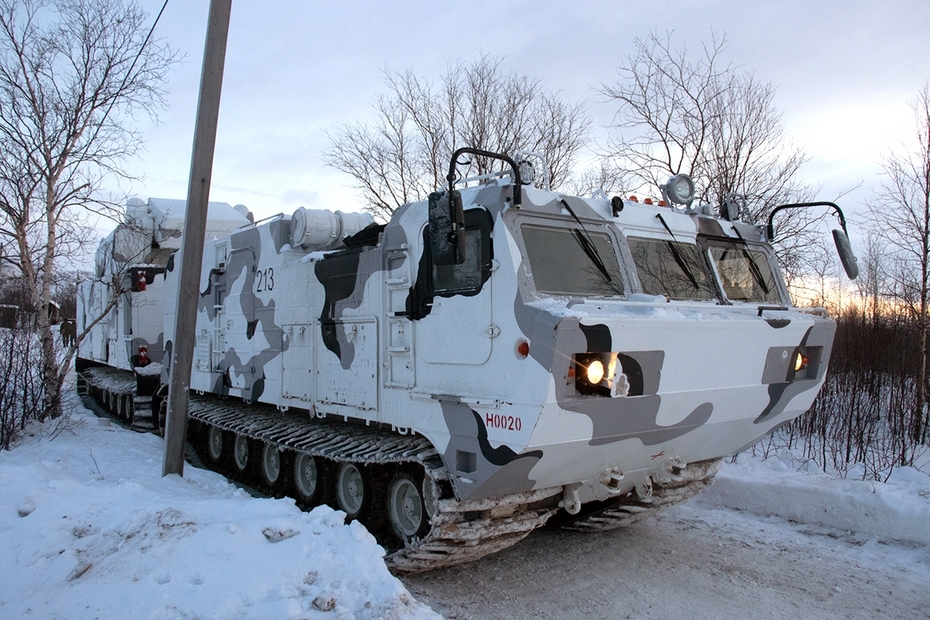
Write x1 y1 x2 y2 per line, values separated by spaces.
518 159 535 186
661 174 695 207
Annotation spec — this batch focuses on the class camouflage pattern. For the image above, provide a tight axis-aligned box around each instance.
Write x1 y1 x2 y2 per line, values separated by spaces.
161 173 836 510
77 198 252 372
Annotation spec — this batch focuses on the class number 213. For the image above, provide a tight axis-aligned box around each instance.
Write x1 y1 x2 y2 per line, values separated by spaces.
256 267 274 292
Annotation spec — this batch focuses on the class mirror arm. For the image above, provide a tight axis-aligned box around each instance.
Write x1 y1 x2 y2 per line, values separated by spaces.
766 201 849 241
767 201 858 280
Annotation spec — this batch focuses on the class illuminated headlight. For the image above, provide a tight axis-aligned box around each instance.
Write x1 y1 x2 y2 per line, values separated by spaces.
586 359 605 384
663 173 695 206
573 353 619 396
787 346 820 381
764 345 823 384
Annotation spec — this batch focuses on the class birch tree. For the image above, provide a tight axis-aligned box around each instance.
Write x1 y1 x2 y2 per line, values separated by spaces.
0 0 177 420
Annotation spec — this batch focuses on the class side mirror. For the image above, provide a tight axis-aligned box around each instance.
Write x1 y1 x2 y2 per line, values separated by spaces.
428 190 466 266
767 201 858 280
832 229 859 280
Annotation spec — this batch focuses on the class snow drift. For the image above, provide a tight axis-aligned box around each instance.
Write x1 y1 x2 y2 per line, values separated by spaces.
0 404 439 620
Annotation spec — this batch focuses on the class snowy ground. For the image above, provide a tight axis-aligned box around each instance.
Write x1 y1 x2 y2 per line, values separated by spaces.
0 394 440 620
404 457 930 619
1 394 929 620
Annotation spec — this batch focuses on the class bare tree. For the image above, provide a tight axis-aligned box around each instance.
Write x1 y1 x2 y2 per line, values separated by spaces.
600 32 810 207
566 159 633 199
0 0 177 420
325 54 592 220
864 84 930 450
599 32 817 277
854 234 892 324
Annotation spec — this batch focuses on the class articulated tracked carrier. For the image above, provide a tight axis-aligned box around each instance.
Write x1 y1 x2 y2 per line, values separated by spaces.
77 148 856 572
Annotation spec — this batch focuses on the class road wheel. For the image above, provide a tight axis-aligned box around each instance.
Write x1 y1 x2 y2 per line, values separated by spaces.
386 471 430 542
206 425 224 464
260 442 283 488
293 452 320 505
232 434 250 474
335 462 367 521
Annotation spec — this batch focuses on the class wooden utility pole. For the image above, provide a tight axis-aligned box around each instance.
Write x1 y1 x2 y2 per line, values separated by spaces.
163 0 232 476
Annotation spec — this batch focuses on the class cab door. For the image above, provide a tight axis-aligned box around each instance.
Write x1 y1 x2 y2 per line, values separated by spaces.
411 208 495 366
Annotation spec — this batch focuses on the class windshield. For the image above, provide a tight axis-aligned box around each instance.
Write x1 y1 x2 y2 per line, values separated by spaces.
628 237 715 300
708 245 781 303
521 223 624 296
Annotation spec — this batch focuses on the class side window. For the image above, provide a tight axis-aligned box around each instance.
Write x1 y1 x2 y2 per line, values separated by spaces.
432 228 483 293
628 237 715 301
708 245 781 303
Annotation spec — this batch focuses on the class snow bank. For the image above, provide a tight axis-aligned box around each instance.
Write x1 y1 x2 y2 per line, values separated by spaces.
698 451 930 546
0 408 440 620
3 392 928 620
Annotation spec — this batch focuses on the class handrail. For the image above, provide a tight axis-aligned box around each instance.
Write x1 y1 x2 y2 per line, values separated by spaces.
447 147 523 208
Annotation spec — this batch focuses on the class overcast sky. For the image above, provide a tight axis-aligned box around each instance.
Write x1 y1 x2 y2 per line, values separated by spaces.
122 0 930 228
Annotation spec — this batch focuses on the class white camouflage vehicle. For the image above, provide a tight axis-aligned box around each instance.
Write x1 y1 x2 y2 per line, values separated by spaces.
77 197 252 423
79 148 857 572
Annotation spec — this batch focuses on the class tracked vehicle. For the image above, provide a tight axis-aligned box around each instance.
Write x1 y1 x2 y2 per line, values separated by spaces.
78 148 856 571
76 198 253 426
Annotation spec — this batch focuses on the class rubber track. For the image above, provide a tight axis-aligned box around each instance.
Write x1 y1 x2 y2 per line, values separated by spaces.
77 366 158 433
562 458 723 532
186 395 561 573
81 366 137 394
77 371 559 572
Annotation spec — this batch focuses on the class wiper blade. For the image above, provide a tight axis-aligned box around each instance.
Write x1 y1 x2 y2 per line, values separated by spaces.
730 226 770 295
656 213 701 292
742 250 770 294
664 240 701 293
572 228 613 283
560 198 615 285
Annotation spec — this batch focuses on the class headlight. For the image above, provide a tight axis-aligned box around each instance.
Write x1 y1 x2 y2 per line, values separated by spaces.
787 346 819 381
586 359 605 384
573 352 620 396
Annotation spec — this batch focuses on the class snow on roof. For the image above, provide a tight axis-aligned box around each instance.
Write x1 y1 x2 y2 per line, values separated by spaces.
124 197 252 237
